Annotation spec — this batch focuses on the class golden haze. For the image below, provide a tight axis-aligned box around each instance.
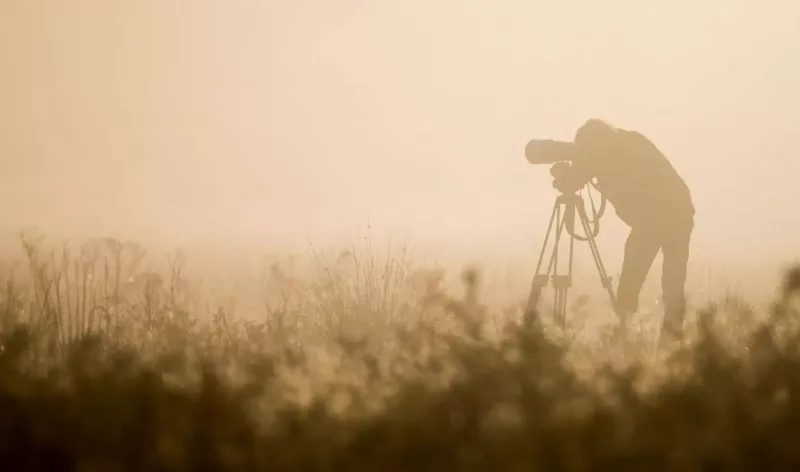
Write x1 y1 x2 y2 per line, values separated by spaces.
1 0 798 286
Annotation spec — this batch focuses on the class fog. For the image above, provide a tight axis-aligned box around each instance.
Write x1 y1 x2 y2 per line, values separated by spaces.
2 0 799 285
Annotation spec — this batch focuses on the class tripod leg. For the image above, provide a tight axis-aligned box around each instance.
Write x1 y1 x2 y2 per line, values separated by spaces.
546 210 573 325
534 201 560 274
552 202 575 329
560 216 576 328
577 204 619 313
552 279 569 328
525 201 561 320
575 203 632 348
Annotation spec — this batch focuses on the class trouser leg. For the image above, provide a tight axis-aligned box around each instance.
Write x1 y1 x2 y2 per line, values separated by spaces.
611 227 661 345
660 222 693 341
616 227 662 317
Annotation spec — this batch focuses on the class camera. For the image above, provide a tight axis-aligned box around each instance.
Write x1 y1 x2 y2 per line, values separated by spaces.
525 139 589 194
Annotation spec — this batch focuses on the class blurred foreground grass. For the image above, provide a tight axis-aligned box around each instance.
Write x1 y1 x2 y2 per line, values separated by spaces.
2 233 800 471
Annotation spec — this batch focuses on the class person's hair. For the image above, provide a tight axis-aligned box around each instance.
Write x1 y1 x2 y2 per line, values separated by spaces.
574 118 618 147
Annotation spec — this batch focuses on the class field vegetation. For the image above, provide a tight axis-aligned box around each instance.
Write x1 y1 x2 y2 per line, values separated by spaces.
1 231 799 470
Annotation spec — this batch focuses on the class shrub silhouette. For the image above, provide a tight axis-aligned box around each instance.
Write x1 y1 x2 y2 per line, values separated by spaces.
2 235 800 470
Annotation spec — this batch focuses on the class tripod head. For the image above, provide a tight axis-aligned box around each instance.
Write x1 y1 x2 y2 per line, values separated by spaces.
556 184 606 241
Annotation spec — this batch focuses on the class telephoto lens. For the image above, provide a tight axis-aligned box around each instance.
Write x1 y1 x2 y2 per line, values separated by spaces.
525 139 579 165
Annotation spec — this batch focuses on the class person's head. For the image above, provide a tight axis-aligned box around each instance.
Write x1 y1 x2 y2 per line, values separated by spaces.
574 118 618 153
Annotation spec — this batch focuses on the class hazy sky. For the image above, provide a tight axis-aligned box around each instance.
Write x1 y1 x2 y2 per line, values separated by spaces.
2 0 799 271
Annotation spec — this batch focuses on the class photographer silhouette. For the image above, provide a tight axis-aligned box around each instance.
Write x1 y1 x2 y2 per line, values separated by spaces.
553 119 695 345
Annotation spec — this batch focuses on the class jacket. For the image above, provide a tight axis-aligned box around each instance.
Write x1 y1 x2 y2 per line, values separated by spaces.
555 129 695 230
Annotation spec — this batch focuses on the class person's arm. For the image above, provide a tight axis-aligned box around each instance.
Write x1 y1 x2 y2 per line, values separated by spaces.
552 158 595 193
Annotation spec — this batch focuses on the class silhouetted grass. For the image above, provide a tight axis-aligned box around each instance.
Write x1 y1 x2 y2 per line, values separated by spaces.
1 234 800 470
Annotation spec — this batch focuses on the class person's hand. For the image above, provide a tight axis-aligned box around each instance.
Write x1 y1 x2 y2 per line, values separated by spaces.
549 161 571 180
550 162 575 193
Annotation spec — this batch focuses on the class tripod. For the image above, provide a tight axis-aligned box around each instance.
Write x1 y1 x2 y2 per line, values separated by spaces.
525 189 618 328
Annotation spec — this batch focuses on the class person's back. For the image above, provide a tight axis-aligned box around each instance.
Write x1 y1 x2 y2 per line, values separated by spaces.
569 123 695 230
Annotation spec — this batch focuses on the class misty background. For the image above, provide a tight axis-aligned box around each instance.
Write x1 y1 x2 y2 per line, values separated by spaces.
1 0 799 294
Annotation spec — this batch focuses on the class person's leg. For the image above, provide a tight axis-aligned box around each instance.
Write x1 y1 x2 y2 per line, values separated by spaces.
660 221 694 343
615 227 662 336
